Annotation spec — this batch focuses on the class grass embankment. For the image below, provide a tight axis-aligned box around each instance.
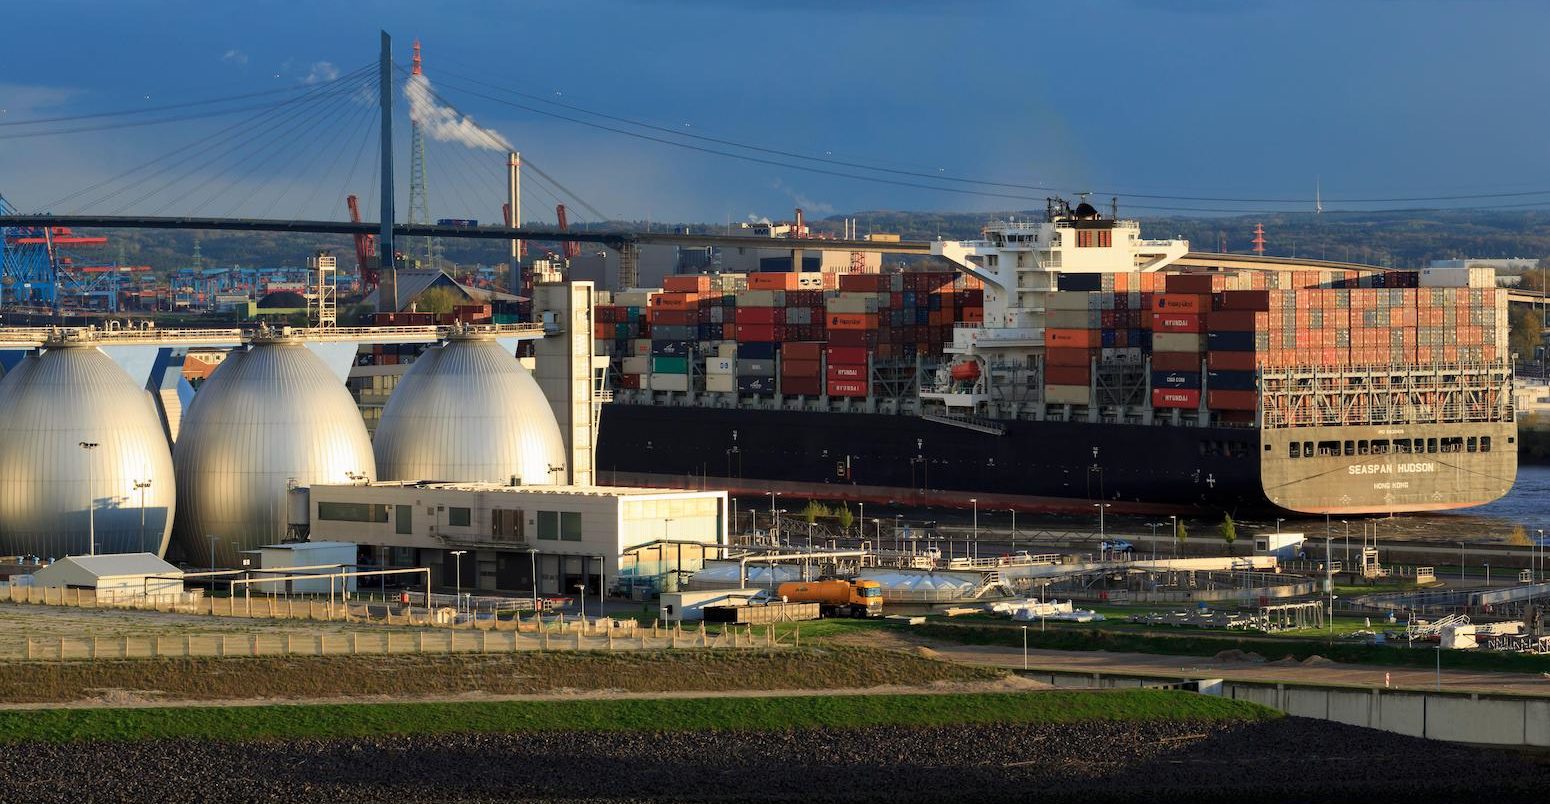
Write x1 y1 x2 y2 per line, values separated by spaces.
0 647 1000 705
917 622 1550 674
0 689 1277 743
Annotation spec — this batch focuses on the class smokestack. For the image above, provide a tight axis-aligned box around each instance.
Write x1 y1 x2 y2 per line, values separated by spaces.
794 208 804 238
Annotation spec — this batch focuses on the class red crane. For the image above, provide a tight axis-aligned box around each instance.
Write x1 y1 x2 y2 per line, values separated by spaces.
346 194 379 288
555 204 580 259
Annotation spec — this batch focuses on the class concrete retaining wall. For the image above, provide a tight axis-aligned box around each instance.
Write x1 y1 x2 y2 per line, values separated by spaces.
1024 669 1550 746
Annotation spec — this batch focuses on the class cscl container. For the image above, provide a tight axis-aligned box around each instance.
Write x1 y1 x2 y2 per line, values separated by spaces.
1151 370 1201 389
737 359 774 377
1206 370 1255 391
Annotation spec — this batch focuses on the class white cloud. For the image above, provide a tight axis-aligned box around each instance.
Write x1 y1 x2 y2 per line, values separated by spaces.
403 73 512 151
301 61 339 85
221 49 248 65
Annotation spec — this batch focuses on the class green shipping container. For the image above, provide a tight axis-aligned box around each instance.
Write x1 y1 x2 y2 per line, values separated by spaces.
652 356 689 374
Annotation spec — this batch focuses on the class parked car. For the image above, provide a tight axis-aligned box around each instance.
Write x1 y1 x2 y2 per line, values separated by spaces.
1100 539 1134 554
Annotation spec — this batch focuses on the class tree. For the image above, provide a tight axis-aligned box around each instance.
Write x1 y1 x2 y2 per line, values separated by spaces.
414 286 460 315
801 499 827 525
1219 514 1238 554
1510 306 1543 363
1176 521 1189 545
835 504 855 532
1509 525 1533 547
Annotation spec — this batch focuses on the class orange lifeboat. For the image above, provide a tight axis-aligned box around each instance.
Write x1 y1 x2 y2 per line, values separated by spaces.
950 361 981 382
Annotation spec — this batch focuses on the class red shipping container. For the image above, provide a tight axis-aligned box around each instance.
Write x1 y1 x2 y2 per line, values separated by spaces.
782 377 822 396
1046 328 1101 348
736 307 783 324
735 324 777 341
826 313 879 329
1165 274 1223 294
784 342 823 361
1046 348 1094 367
1046 365 1091 385
1217 290 1271 311
617 374 641 389
781 359 822 378
1151 351 1201 371
748 272 798 290
1207 310 1259 331
827 329 877 348
1151 312 1205 333
827 379 869 397
1153 294 1208 314
827 364 866 380
826 346 869 365
1207 351 1258 371
1208 390 1257 411
663 274 711 292
1152 388 1200 408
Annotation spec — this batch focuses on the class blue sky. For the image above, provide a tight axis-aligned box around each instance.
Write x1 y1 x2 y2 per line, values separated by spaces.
3 0 1549 224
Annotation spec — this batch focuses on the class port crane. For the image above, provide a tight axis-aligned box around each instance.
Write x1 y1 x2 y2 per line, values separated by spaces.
345 194 379 289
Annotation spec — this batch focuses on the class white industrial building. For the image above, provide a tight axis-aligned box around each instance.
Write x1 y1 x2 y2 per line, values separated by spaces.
243 541 360 595
30 553 184 602
301 481 726 597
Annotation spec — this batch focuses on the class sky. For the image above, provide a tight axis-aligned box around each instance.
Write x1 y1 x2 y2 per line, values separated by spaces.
3 0 1550 226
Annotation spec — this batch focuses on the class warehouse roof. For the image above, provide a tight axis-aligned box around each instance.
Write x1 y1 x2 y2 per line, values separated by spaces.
35 553 181 580
316 481 722 498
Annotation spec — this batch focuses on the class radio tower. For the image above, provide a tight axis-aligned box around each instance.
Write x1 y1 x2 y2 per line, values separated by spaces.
406 40 436 268
1252 223 1266 256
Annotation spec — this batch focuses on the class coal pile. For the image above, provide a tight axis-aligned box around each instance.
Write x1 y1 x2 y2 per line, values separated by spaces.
5 717 1549 803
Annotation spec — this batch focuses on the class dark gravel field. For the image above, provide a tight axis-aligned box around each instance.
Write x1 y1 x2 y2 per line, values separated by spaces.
7 717 1549 803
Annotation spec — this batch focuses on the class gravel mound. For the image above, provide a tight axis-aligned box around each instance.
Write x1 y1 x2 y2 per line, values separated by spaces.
3 718 1548 802
1211 649 1265 664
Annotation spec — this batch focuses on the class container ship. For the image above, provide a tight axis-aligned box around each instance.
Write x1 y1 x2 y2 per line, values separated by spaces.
586 199 1516 516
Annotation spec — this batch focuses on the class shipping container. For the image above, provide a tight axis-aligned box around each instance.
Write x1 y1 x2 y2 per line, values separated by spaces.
737 359 775 377
1206 370 1255 391
782 377 823 396
781 359 821 378
826 379 869 398
738 376 776 395
1207 390 1258 411
828 364 866 381
1044 384 1091 405
1045 365 1091 386
1153 294 1208 314
1151 388 1200 408
1046 348 1095 367
1151 312 1205 333
784 342 823 361
737 342 777 359
705 357 734 375
1151 370 1201 389
825 346 869 365
652 356 689 374
1151 333 1206 352
706 373 736 393
1206 331 1256 351
1047 328 1101 348
649 373 689 392
1206 350 1257 371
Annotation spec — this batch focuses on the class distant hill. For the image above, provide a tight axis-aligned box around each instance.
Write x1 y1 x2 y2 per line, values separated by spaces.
70 208 1550 274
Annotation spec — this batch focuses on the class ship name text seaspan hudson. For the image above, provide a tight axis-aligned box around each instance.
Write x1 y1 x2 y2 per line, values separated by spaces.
1348 462 1437 475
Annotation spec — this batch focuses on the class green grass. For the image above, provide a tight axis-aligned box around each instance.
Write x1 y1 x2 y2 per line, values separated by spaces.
0 690 1276 743
915 622 1550 674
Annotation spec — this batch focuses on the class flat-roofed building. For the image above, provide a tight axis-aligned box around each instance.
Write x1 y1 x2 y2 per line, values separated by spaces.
301 482 725 598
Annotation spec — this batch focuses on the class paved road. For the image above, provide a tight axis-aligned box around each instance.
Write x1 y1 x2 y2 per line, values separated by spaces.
932 643 1550 697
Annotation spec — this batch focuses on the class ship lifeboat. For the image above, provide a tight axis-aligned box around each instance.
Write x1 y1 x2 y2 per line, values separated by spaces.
950 361 981 382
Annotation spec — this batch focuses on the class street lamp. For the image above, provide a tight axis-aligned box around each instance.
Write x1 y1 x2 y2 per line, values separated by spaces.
527 547 540 616
1275 517 1285 535
206 534 218 573
594 554 606 624
1021 625 1029 670
1009 508 1018 553
576 582 587 621
1147 522 1159 562
767 491 780 538
1342 520 1350 566
1458 541 1466 583
133 479 153 554
970 498 978 560
1169 515 1179 559
1093 503 1110 540
450 549 467 614
78 441 99 556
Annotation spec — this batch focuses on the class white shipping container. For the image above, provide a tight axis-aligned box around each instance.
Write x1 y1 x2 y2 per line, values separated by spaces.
705 374 736 393
705 357 735 374
649 373 690 392
717 342 738 358
1047 309 1100 328
826 294 881 313
1420 268 1469 288
629 339 651 356
741 290 786 306
1044 384 1092 405
615 290 659 307
1151 333 1205 352
623 356 651 374
1045 292 1104 311
796 274 826 289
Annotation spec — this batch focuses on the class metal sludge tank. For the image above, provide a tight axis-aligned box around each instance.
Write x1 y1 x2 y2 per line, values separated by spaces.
172 339 375 567
0 343 176 558
373 333 566 485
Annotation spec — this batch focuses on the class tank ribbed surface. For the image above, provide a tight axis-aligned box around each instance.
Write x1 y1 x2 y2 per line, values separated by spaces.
173 341 375 567
374 336 566 485
0 345 175 558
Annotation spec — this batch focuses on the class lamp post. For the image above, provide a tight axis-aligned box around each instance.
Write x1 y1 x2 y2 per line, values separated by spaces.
133 478 152 554
970 498 978 560
1342 519 1350 566
894 514 903 554
1009 508 1018 553
1093 503 1110 540
78 441 99 556
1484 562 1490 588
1147 522 1159 562
206 534 217 574
1169 515 1178 559
767 491 780 540
1458 541 1466 583
1538 530 1545 583
595 554 605 624
1275 517 1285 535
1021 625 1028 670
450 549 467 614
859 501 865 541
576 582 586 622
527 547 539 615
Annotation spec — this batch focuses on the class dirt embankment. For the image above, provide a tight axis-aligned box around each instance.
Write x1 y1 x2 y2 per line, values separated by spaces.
5 718 1548 803
0 647 1005 706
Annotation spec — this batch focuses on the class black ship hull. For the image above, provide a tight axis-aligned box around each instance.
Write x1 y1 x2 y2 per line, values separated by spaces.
596 403 1264 514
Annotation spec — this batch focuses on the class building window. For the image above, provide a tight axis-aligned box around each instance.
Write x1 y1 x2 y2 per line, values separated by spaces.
492 508 523 541
395 505 413 535
448 507 471 527
1076 230 1095 248
317 501 389 522
1096 230 1112 248
561 511 583 542
537 510 559 540
1482 436 1492 453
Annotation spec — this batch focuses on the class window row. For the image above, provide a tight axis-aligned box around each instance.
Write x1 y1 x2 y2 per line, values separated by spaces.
1285 435 1490 459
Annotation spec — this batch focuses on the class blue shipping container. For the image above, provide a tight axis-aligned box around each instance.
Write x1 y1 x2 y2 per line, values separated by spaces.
1206 331 1255 351
738 376 775 394
737 342 777 359
650 340 695 357
1207 370 1256 391
1151 370 1202 389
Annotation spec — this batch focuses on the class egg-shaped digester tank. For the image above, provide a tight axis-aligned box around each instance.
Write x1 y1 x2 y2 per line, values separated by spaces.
373 333 566 485
0 342 176 558
173 339 376 567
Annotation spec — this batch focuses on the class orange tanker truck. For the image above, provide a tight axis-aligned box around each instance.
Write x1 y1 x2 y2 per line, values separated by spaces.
774 579 883 618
